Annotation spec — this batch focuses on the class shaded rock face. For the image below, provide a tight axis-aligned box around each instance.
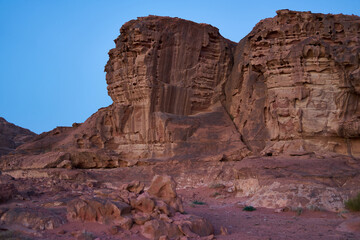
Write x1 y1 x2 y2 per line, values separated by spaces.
225 10 360 156
0 117 36 156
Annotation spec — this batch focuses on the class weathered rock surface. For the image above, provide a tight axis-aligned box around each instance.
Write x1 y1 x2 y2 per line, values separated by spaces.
67 197 131 223
0 117 36 156
0 15 249 170
2 10 360 171
0 207 66 230
0 11 360 239
65 175 213 239
225 10 360 156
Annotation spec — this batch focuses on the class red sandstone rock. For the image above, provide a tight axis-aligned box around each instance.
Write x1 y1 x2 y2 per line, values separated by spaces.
131 193 156 213
225 10 360 157
0 10 360 240
67 197 131 223
147 175 184 213
141 219 183 240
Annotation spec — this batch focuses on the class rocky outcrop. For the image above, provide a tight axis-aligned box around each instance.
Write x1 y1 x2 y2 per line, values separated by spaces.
0 117 36 156
1 16 249 170
2 10 360 170
225 10 360 157
65 175 214 240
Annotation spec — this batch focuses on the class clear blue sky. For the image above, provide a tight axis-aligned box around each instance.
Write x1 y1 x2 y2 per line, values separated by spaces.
1 0 359 134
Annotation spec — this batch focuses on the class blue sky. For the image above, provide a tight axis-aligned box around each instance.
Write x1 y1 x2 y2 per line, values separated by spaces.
1 0 359 134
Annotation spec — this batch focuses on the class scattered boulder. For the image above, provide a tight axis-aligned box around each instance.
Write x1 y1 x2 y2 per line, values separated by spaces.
125 180 145 194
141 219 183 240
131 193 156 213
65 175 214 239
67 197 131 223
174 214 214 237
148 175 184 213
115 216 133 230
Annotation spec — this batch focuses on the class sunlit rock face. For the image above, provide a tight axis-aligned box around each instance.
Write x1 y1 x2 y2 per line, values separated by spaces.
8 16 248 166
225 10 360 157
3 10 360 170
105 16 235 113
87 16 249 160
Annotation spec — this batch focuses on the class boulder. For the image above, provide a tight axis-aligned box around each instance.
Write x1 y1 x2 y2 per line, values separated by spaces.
131 193 155 213
147 175 184 213
67 197 131 223
141 219 183 240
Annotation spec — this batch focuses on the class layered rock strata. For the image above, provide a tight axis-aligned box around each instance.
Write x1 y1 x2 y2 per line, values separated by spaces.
2 10 360 170
225 10 360 156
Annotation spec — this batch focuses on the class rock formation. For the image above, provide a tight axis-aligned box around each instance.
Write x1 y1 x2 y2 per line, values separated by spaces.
1 10 359 168
0 117 36 156
1 10 360 239
225 10 360 156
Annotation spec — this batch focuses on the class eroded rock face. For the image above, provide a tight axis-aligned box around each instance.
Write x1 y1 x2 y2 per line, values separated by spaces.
0 117 36 156
2 10 360 170
3 16 249 169
225 10 360 156
105 16 235 112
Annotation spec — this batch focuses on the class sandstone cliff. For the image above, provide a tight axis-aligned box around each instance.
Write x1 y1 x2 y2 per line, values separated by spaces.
2 10 360 170
1 12 360 237
0 117 36 156
225 10 360 157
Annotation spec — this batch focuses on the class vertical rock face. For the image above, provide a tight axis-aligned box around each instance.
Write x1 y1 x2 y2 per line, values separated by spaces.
105 16 235 113
95 16 243 160
0 117 36 156
67 16 247 160
3 10 360 169
6 16 248 166
225 10 360 156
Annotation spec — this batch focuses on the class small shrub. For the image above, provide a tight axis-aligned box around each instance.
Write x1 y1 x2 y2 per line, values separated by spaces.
345 193 360 211
306 205 324 212
290 207 303 216
191 200 206 205
296 207 303 216
243 206 256 211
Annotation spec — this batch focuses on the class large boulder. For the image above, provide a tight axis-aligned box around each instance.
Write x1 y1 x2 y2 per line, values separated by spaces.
147 175 184 213
67 197 131 223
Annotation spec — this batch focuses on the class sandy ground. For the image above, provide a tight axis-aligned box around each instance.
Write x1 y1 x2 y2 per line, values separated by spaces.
178 187 360 240
0 171 359 240
35 187 360 239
